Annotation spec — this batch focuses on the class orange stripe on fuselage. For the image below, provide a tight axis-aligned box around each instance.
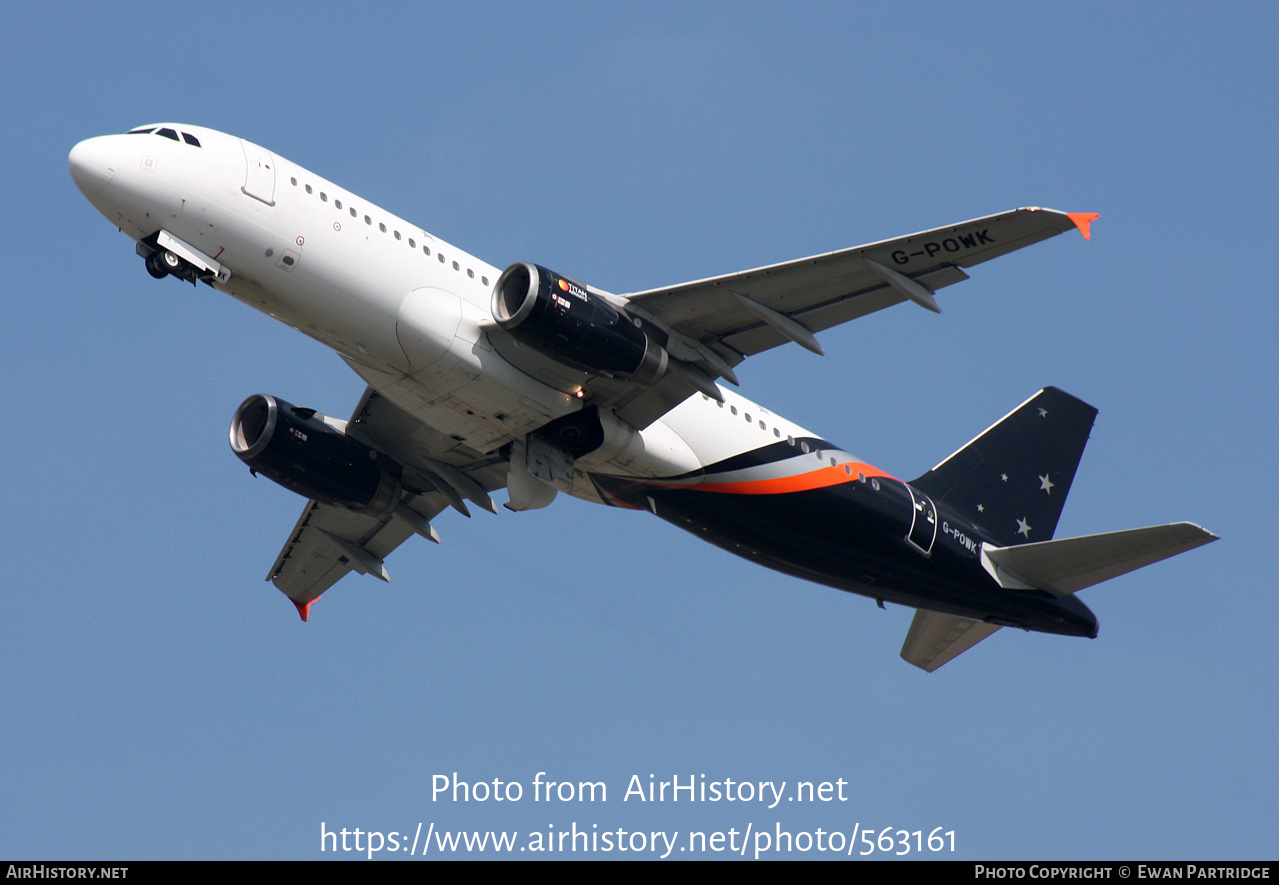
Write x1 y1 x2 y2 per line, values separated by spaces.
665 462 897 496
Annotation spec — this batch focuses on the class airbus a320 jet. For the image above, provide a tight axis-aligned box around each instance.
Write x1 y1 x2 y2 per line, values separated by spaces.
69 124 1216 670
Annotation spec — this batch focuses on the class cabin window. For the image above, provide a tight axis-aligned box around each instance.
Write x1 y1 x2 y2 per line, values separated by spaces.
408 238 416 248
320 192 328 202
305 184 313 194
452 261 460 270
438 253 446 263
467 269 474 279
350 207 357 218
481 276 489 285
423 246 431 256
379 222 387 233
290 177 297 186
365 215 373 225
335 199 342 209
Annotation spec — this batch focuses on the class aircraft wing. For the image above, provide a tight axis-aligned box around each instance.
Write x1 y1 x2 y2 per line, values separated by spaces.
616 209 1095 424
266 387 510 619
488 208 1095 429
268 498 425 619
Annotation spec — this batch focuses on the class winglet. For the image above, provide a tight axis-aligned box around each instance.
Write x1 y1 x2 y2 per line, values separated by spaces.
292 596 315 622
1066 212 1100 240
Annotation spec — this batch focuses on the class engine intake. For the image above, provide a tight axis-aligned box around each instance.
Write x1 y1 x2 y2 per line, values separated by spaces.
492 262 667 386
229 394 401 516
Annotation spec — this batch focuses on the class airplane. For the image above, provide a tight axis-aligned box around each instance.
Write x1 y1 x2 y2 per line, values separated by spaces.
68 123 1216 671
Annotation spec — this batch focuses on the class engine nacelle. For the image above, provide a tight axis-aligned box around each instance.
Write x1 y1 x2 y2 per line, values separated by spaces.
492 262 667 386
229 394 402 516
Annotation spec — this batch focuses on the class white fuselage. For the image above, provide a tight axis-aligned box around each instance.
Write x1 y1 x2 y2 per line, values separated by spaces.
69 124 866 503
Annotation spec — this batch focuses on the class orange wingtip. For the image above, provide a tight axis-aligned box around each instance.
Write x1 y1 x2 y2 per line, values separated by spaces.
1066 212 1100 240
291 596 316 622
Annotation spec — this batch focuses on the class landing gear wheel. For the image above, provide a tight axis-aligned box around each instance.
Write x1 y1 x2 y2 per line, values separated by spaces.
144 249 182 279
145 250 169 278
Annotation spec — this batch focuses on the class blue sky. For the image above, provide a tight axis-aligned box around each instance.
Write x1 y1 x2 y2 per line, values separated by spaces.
2 1 1274 860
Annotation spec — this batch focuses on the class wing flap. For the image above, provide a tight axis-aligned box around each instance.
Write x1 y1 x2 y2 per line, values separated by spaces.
614 372 703 429
900 610 1002 672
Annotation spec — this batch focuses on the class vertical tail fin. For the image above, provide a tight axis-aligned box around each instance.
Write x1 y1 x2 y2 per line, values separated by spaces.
911 388 1097 546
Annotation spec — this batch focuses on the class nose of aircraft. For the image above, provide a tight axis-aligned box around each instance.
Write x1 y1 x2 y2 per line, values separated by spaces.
68 136 120 200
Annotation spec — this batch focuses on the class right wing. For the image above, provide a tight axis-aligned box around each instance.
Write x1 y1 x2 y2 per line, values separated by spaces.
267 498 427 620
266 387 510 619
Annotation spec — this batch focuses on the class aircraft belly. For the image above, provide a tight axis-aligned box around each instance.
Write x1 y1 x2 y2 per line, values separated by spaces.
591 473 1090 634
341 348 580 456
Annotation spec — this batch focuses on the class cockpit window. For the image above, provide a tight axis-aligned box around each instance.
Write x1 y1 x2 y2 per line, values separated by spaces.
126 125 202 147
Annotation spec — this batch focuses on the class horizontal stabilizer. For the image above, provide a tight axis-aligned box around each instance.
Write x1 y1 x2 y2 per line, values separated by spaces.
900 609 1002 672
980 522 1218 597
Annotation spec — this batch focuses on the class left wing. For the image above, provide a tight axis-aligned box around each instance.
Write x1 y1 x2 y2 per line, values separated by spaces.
624 207 1096 355
265 387 510 619
611 208 1096 427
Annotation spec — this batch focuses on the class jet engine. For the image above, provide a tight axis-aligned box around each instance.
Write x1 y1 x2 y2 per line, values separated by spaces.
229 394 402 516
492 262 667 386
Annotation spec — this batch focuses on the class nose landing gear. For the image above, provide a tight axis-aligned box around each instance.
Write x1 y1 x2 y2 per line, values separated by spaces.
144 248 184 279
136 230 230 286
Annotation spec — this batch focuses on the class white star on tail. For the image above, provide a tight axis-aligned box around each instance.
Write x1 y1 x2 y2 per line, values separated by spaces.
1039 473 1054 494
1016 517 1032 538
